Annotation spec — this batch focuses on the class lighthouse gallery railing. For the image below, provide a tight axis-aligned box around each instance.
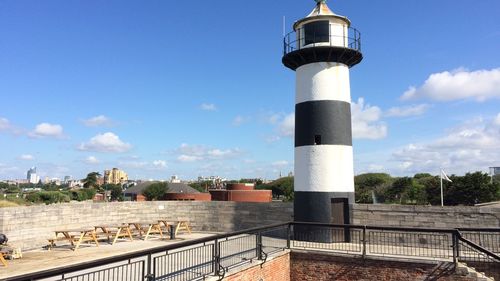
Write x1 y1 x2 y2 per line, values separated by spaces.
283 25 362 55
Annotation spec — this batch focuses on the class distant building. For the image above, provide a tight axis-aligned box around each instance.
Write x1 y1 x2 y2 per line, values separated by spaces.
489 167 500 176
26 167 39 184
104 168 128 185
210 183 272 203
170 175 181 183
63 176 72 184
124 181 211 201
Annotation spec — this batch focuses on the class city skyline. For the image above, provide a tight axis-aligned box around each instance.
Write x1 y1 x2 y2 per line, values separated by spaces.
1 0 500 180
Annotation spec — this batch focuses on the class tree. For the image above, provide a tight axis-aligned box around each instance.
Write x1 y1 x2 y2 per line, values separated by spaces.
142 182 169 201
106 184 124 201
386 177 413 203
188 182 208 193
354 173 393 203
259 177 294 201
83 172 101 189
445 172 500 205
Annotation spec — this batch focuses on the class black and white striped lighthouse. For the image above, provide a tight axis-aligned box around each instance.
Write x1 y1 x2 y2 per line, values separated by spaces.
282 0 362 229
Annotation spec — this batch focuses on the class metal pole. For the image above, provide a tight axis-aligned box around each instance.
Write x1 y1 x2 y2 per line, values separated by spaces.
286 224 291 249
362 226 366 260
440 171 444 207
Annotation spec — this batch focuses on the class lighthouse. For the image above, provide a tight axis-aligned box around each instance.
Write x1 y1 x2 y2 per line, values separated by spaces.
282 0 362 234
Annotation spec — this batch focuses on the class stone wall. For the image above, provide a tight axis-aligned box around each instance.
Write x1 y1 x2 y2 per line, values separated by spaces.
0 201 498 250
352 204 500 228
0 201 293 250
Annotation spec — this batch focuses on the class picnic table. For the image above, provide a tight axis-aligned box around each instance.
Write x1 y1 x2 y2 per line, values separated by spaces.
49 229 99 251
0 252 7 267
94 225 133 245
158 219 192 236
127 222 164 240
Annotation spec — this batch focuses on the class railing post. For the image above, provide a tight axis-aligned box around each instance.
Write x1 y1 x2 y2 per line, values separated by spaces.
362 226 367 260
256 231 263 260
452 230 460 263
213 238 220 276
145 252 154 281
286 224 291 249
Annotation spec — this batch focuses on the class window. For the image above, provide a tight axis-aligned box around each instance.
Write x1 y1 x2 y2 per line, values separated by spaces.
314 135 322 145
304 21 330 45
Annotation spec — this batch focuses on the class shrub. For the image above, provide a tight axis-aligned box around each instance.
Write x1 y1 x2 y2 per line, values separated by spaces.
26 191 70 205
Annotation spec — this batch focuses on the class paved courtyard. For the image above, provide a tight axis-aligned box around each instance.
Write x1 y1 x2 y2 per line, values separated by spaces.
0 232 218 280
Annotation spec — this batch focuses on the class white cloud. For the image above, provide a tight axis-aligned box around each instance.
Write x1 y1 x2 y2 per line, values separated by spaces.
265 112 294 142
232 115 250 126
401 68 500 102
0 118 10 130
19 154 34 160
84 156 99 164
175 143 240 163
385 104 430 117
494 113 500 126
207 149 239 158
200 103 217 111
82 115 113 127
78 132 132 153
119 161 148 168
391 114 500 174
29 123 64 138
0 163 19 175
351 98 387 140
177 155 202 162
152 160 167 169
272 160 289 167
278 114 295 137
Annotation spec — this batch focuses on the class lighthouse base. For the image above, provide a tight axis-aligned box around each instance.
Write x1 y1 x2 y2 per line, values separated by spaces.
293 191 354 243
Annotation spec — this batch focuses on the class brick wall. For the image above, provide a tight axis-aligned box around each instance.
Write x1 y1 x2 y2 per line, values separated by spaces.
224 251 290 281
290 252 475 281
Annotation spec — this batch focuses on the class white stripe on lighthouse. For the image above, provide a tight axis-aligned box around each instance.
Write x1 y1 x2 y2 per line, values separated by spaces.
294 145 354 193
296 62 351 104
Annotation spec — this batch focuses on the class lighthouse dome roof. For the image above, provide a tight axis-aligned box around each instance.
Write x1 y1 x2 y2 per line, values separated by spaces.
294 0 351 30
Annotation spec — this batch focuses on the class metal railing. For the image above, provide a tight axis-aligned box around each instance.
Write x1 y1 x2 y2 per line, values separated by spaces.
283 25 361 55
4 222 499 281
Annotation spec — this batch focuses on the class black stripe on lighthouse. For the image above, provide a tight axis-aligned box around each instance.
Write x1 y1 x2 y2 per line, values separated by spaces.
295 100 352 147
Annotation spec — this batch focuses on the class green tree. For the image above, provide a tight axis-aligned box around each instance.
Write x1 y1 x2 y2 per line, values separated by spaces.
83 172 101 189
188 182 209 192
354 173 393 203
106 184 124 201
386 177 413 203
142 182 169 201
445 172 500 205
417 176 441 205
259 177 294 201
0 182 10 190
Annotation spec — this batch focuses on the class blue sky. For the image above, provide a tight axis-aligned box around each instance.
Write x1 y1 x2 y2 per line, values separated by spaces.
1 0 500 181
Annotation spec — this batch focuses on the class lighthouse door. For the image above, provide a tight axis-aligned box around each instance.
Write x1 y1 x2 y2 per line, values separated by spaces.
331 198 350 242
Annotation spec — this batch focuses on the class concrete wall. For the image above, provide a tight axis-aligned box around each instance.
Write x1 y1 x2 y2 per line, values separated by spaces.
0 201 498 250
